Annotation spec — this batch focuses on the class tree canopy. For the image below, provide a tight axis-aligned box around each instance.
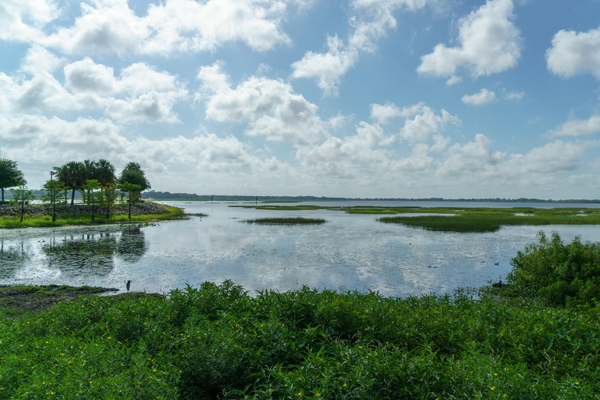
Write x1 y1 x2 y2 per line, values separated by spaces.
0 159 25 203
118 162 151 192
55 161 87 206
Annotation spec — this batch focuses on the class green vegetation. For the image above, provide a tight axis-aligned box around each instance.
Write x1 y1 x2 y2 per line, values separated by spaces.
236 205 600 232
0 278 598 399
496 231 600 307
244 217 327 225
0 159 25 204
0 205 185 229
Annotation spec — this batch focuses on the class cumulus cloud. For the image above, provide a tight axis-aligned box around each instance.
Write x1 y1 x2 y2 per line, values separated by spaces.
502 140 585 174
41 0 309 56
437 134 505 176
399 104 459 143
503 90 524 101
296 122 395 179
461 88 496 106
0 114 293 189
1 53 188 123
417 0 522 83
197 62 328 145
550 115 600 137
292 0 433 95
546 26 600 79
0 0 59 43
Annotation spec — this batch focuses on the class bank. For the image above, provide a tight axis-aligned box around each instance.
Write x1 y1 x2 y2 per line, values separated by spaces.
0 202 192 228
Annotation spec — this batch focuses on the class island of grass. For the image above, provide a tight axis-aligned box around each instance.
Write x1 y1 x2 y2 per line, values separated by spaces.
244 217 326 225
2 233 600 398
235 204 600 232
0 202 192 229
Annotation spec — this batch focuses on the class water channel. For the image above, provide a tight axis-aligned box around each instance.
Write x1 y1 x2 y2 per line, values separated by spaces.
1 201 600 297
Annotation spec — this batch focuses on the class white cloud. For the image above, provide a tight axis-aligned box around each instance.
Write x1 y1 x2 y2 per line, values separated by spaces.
503 90 524 101
42 0 308 56
370 103 402 124
1 53 188 122
461 88 496 106
417 0 522 82
198 63 328 145
550 115 600 137
0 0 58 43
546 26 600 79
0 114 293 189
292 0 433 95
44 0 148 55
437 134 505 176
296 122 395 179
399 104 459 142
502 140 585 174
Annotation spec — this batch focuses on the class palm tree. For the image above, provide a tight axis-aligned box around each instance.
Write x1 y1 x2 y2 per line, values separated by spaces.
94 159 116 186
56 161 87 206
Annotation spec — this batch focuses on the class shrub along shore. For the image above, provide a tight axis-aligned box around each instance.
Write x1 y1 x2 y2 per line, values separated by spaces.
1 233 599 399
0 202 189 228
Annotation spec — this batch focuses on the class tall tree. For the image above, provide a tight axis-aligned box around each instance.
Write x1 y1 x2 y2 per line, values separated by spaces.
94 159 116 186
0 159 25 203
118 182 142 222
56 161 86 206
9 185 35 223
84 179 101 223
118 162 151 200
41 180 67 222
101 182 118 221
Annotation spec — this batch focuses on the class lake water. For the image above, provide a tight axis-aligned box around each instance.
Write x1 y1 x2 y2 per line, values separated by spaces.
1 201 600 297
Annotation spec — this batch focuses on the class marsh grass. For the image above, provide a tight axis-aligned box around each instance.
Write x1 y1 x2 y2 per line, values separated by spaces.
1 281 598 399
0 206 186 229
379 214 600 232
244 217 327 225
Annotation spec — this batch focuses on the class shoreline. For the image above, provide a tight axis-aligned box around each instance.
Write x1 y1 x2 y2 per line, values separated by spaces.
0 203 200 229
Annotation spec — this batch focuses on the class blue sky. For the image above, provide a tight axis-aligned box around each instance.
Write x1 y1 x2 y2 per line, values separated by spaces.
1 0 600 199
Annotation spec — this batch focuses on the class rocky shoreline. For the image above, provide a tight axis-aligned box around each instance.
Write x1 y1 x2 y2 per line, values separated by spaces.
0 201 170 218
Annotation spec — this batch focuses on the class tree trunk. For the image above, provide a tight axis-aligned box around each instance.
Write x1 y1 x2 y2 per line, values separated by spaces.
1 188 4 203
71 186 76 206
20 202 24 223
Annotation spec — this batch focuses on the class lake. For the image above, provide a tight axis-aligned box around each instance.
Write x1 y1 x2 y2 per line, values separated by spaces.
1 201 600 297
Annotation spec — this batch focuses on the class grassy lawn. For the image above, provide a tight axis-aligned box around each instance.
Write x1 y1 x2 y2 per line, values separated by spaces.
0 206 190 229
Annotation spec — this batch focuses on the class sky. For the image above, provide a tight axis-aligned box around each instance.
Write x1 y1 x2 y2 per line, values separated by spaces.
1 0 600 199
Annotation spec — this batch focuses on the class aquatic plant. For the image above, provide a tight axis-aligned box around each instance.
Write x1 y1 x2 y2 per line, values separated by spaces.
244 217 327 225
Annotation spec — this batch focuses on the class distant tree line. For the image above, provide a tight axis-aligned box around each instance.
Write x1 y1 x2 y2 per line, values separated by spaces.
0 158 151 223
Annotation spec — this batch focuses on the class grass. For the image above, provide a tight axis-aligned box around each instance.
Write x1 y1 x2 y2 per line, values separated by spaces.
0 205 187 229
0 280 599 399
244 217 327 225
235 205 600 232
379 213 600 232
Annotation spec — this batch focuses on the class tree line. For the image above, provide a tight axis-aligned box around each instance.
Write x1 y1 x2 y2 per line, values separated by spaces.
0 158 151 223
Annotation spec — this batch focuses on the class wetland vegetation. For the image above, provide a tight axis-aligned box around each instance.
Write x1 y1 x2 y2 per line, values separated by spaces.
244 217 327 225
1 233 599 399
235 205 600 232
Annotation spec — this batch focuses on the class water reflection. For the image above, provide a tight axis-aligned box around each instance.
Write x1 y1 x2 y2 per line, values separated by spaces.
41 228 146 277
2 202 600 296
0 240 31 279
117 227 146 263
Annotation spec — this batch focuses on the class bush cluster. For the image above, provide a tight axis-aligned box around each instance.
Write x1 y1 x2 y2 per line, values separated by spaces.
1 280 599 399
508 231 600 307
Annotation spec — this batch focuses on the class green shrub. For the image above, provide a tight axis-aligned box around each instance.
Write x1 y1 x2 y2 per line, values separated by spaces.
507 231 600 307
